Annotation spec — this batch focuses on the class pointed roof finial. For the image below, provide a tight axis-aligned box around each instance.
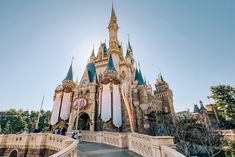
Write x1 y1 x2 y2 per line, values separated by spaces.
160 72 164 82
71 56 74 65
91 44 95 56
110 1 117 22
127 33 131 48
138 61 140 70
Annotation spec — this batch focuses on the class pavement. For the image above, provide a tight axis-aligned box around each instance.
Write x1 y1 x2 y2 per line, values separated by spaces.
78 141 142 157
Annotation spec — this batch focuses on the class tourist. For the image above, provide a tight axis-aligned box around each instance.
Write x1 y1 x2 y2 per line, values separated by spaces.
71 131 77 139
53 127 59 134
61 127 66 135
77 129 82 143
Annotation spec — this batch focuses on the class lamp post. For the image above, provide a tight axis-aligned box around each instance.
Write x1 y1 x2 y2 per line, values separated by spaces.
75 104 80 130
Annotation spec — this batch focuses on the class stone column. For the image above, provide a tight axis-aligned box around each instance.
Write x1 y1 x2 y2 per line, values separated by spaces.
68 113 74 131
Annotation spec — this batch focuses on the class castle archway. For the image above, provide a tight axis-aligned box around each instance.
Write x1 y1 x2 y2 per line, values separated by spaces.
9 149 18 157
77 113 90 130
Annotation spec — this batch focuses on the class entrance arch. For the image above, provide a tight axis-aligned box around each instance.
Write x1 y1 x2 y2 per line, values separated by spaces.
77 113 90 130
9 149 18 157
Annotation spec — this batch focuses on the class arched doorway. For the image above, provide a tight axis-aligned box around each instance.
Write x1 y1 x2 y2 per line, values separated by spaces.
9 149 18 157
77 113 90 130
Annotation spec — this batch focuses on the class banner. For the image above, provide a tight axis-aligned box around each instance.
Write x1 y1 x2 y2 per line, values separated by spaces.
60 92 72 120
101 83 111 122
50 93 62 125
113 84 122 127
122 80 134 132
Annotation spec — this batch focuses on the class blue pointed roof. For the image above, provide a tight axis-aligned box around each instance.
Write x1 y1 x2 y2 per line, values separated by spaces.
194 104 200 113
137 69 145 86
126 49 130 57
101 43 107 54
87 63 97 82
159 73 164 82
64 64 73 81
105 54 116 72
135 68 139 81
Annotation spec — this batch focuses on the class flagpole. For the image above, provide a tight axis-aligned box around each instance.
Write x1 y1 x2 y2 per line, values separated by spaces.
36 95 44 129
76 104 80 130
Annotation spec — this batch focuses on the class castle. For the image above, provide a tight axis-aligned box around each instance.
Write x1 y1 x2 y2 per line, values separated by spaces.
50 5 175 133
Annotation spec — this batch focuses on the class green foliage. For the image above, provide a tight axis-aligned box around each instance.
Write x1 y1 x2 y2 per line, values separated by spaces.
0 109 51 134
211 85 235 121
148 112 224 157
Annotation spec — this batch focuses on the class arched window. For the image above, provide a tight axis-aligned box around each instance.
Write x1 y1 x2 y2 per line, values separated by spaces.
9 149 18 157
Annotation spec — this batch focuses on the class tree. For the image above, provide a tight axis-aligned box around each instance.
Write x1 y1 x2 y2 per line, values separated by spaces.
0 109 51 134
148 112 224 157
0 109 27 134
211 85 235 122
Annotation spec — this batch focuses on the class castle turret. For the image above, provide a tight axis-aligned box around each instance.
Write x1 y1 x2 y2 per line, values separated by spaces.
155 73 175 115
51 59 76 128
62 59 76 90
89 46 96 63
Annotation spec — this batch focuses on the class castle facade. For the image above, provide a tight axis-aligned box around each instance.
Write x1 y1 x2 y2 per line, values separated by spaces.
50 6 175 133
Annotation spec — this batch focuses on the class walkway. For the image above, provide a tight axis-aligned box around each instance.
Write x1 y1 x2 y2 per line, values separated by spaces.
78 141 142 157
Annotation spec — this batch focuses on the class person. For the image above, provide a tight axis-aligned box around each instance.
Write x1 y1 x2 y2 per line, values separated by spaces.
57 128 61 135
77 129 82 143
53 127 59 134
71 131 77 139
61 127 66 135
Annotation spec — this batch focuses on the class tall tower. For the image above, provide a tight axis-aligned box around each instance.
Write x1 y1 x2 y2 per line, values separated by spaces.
155 74 175 116
108 4 121 74
108 4 119 51
50 59 76 128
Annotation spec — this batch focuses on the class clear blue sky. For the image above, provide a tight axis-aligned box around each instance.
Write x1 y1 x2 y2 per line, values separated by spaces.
0 0 234 112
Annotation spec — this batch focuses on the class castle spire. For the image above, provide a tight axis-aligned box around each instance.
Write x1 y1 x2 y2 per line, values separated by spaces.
157 73 164 84
91 45 95 56
127 33 132 51
64 57 74 81
108 2 119 50
126 34 133 57
111 1 117 21
137 68 145 86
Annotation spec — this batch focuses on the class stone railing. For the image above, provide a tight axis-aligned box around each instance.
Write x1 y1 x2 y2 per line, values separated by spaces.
81 131 128 148
0 133 78 157
128 133 184 157
80 131 185 157
80 131 103 143
221 129 235 141
160 145 186 157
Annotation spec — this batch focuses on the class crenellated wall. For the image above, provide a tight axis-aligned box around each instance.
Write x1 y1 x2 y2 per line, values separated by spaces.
0 133 78 157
